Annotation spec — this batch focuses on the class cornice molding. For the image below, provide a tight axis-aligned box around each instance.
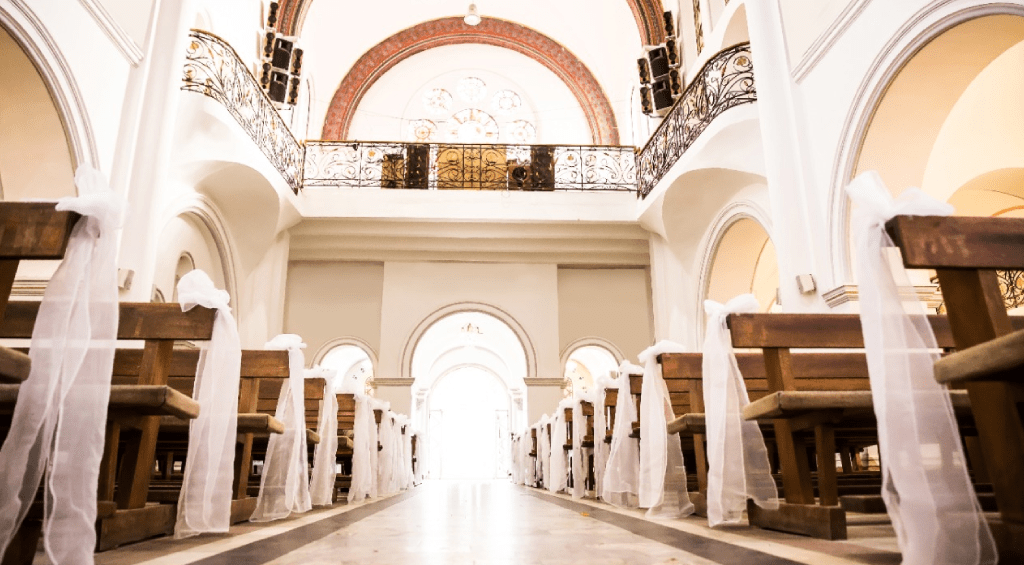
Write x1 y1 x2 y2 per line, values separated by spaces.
77 0 144 66
792 0 871 82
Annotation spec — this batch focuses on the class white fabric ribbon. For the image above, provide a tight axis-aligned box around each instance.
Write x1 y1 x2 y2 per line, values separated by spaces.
601 362 642 508
638 341 694 519
538 416 551 489
702 294 779 527
548 400 571 493
0 166 121 564
593 373 616 501
847 171 996 565
571 393 593 499
347 392 374 502
307 366 338 507
251 334 311 521
174 270 241 538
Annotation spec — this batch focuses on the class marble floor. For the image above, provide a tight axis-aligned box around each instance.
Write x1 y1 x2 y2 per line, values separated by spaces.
49 482 904 565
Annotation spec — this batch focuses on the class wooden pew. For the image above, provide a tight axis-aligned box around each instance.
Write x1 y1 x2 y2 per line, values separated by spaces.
335 393 356 499
887 214 1024 562
0 300 215 552
110 348 289 523
603 389 616 444
726 313 996 540
0 203 79 384
580 400 595 492
246 377 323 497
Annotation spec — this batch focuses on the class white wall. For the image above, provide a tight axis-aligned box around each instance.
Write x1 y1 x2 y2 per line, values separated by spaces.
557 268 653 362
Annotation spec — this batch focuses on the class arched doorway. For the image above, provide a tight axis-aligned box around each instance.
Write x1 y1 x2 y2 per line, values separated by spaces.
318 342 375 395
562 344 619 399
410 311 527 480
705 217 779 313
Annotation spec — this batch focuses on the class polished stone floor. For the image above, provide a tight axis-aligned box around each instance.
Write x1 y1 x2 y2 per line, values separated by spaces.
47 481 903 565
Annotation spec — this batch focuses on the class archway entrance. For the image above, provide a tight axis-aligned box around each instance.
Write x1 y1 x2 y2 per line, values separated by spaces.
411 310 527 480
429 367 508 479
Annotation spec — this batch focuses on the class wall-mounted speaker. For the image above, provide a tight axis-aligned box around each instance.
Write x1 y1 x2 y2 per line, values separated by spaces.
663 10 675 38
647 46 669 80
637 58 650 85
287 76 300 105
291 48 303 76
666 37 679 68
263 31 275 59
669 69 682 97
268 71 288 103
406 144 430 188
640 85 653 116
267 2 279 29
260 62 272 88
651 77 673 111
271 37 293 71
529 146 555 190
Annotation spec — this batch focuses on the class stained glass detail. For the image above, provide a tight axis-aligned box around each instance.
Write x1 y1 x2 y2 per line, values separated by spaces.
491 89 522 115
422 88 453 115
457 77 487 103
502 120 536 144
445 108 499 143
407 119 439 142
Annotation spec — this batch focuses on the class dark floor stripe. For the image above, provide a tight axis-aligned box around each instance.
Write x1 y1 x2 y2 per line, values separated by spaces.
526 489 805 565
188 489 420 565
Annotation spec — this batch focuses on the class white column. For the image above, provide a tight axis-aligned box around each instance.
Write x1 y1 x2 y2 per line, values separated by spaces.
744 0 828 312
115 0 195 301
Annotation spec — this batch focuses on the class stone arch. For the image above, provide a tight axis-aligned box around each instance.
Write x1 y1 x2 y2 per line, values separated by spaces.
400 301 538 382
311 336 379 368
321 17 618 144
827 2 1024 285
558 336 625 370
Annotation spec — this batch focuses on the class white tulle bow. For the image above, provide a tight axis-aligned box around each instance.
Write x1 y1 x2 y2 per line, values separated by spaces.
638 341 694 519
174 270 241 539
847 171 995 565
702 294 778 527
307 365 338 507
0 166 122 564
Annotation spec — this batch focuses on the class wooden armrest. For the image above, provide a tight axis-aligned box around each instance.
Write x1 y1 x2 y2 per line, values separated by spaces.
238 413 285 434
0 346 30 384
667 413 706 435
107 385 200 419
0 203 79 259
338 435 354 450
934 329 1024 385
306 428 320 445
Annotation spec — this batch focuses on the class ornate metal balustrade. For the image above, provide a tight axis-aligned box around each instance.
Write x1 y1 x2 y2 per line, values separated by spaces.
303 142 636 192
182 30 304 193
636 42 756 199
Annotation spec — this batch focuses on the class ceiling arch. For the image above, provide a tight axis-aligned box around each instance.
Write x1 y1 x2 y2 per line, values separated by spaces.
275 0 665 45
321 17 619 144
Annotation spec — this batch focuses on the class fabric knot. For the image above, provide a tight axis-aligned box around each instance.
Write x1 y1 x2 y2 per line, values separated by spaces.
177 269 231 313
56 166 124 235
847 171 952 229
265 334 306 351
638 340 687 365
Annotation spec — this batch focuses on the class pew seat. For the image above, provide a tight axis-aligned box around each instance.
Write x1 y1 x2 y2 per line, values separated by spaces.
0 384 200 420
743 390 972 422
934 328 1024 385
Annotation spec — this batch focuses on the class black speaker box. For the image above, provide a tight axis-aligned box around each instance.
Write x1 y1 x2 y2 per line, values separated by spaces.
405 144 430 189
648 46 669 80
652 77 673 110
529 146 555 190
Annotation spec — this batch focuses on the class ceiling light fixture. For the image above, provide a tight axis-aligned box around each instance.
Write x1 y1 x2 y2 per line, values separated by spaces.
464 3 481 26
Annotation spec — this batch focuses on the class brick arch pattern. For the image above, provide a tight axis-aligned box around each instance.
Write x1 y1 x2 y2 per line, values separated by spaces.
276 0 666 45
320 17 619 144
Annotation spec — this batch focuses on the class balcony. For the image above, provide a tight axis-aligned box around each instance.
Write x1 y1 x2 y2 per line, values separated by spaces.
636 42 756 199
182 30 305 193
303 142 636 192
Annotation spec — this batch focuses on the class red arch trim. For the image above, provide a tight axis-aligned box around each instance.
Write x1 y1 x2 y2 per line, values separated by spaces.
320 17 619 144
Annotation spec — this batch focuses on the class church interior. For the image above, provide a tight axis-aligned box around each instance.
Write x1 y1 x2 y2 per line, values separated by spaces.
0 0 1022 563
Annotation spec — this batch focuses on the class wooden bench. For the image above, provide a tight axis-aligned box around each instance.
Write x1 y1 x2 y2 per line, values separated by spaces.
334 393 357 499
0 300 215 552
887 214 1024 562
246 377 323 497
726 313 999 540
109 348 289 523
0 203 79 385
603 388 616 444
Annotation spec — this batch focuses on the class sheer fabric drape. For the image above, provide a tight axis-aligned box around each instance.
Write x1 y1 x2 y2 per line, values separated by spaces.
593 373 616 501
308 366 338 507
602 362 642 508
638 342 694 519
702 295 778 527
0 166 121 565
847 171 996 565
250 335 311 521
174 270 242 538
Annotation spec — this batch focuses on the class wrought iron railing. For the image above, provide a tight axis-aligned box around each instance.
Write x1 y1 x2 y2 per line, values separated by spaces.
182 30 304 193
934 270 1024 313
303 142 636 192
636 42 756 198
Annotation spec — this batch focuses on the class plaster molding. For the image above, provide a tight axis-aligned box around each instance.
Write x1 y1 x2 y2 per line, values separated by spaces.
77 0 144 66
693 200 774 343
791 0 871 82
374 377 415 386
822 283 942 310
310 335 379 368
523 378 566 386
827 1 1024 288
2 0 99 169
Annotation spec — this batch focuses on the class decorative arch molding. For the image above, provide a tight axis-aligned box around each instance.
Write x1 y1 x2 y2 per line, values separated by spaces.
694 200 774 342
399 301 538 382
321 17 619 144
1 0 99 171
558 337 626 370
426 362 518 396
310 336 379 369
827 1 1024 287
161 193 241 322
276 0 665 45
